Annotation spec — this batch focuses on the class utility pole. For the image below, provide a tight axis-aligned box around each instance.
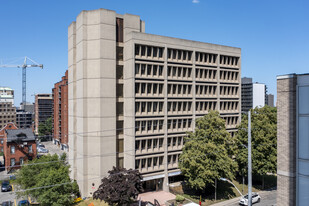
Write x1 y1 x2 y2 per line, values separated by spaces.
248 110 252 206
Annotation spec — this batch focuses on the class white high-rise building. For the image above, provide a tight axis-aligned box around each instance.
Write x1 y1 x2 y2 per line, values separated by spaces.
0 87 14 105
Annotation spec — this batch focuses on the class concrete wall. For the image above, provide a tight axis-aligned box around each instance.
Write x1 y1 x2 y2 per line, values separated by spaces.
277 75 297 206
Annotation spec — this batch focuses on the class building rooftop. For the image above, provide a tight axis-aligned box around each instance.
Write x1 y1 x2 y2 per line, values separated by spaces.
6 128 36 143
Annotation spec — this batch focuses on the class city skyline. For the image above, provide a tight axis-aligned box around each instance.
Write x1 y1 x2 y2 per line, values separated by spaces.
0 0 308 105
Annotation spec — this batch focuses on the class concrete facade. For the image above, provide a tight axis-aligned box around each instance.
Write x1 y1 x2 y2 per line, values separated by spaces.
68 8 241 197
52 70 69 151
34 94 53 135
277 73 309 206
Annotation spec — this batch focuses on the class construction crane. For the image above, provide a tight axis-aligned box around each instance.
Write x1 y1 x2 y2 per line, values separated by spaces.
0 56 43 104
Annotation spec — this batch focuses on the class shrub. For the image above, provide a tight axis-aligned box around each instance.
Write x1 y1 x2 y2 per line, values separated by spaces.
175 195 185 202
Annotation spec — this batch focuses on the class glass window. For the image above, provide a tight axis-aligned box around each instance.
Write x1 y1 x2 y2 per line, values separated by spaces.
10 158 15 166
11 146 15 154
28 145 32 153
20 157 24 165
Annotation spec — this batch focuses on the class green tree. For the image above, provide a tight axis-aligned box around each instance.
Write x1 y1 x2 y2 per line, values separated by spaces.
38 117 53 136
235 106 277 188
93 167 143 205
179 110 237 191
16 154 79 206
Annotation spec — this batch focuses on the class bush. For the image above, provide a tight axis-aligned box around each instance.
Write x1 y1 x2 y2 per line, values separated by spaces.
175 195 185 202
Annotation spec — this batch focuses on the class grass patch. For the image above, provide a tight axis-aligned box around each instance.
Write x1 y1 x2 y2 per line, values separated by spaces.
172 174 276 206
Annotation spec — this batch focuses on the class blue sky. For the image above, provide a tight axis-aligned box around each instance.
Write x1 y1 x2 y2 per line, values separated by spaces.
0 0 308 106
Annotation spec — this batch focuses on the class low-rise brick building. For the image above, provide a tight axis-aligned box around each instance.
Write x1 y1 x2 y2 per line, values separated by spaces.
3 128 37 172
52 70 68 151
0 123 18 153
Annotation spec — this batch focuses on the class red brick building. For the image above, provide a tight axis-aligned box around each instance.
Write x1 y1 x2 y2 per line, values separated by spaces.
3 128 37 172
0 123 18 153
52 70 68 151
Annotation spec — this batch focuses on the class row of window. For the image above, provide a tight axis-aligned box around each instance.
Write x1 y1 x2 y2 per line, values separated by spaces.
196 68 217 81
10 145 33 154
167 84 193 96
220 101 239 111
135 101 240 115
196 101 217 112
135 45 164 60
135 138 164 151
135 82 164 96
167 49 192 62
135 120 164 134
219 70 239 82
135 154 180 171
0 109 15 112
10 157 24 166
195 52 217 65
167 101 192 113
167 118 192 131
0 115 15 119
135 101 164 115
135 156 164 170
219 55 240 67
196 85 217 96
222 116 239 127
220 86 239 97
135 63 164 78
168 66 192 80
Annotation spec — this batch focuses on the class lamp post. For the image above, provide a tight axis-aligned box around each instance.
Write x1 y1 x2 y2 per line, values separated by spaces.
219 178 243 197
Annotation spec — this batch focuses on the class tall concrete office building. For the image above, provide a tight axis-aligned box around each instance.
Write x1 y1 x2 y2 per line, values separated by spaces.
277 73 309 206
68 8 241 196
34 94 53 135
241 77 267 113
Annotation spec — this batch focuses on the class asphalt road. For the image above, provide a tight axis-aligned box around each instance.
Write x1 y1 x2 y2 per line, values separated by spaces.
229 190 276 206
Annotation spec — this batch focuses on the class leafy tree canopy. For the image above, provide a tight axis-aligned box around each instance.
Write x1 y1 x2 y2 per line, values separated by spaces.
93 167 143 206
38 117 53 136
235 106 277 177
179 110 237 191
16 153 79 206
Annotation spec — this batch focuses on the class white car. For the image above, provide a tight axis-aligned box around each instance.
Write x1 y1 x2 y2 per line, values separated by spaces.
37 147 49 153
239 192 261 205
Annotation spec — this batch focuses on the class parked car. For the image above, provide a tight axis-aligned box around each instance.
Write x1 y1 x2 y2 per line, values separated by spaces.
1 181 12 192
37 143 45 148
18 200 29 206
1 201 13 206
239 192 261 205
37 147 49 153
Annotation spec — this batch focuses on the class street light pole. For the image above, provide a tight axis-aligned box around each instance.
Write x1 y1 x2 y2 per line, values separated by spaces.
219 178 243 197
248 110 252 206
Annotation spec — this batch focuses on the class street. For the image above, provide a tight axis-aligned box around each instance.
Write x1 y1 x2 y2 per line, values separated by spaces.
229 190 276 206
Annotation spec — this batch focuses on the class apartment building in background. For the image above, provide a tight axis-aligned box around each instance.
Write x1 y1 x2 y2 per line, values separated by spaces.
68 8 241 196
16 109 33 128
34 94 53 135
266 94 275 107
52 70 69 151
0 102 16 129
277 73 309 206
241 77 267 113
0 87 14 105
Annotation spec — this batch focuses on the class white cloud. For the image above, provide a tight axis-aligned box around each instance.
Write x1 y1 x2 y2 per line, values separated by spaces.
192 0 200 3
